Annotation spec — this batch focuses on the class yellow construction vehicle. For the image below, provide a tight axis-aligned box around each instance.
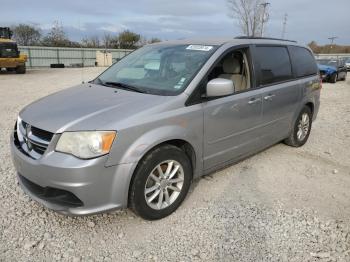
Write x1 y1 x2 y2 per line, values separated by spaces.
0 27 27 74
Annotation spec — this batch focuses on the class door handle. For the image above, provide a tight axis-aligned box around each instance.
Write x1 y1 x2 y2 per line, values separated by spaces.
264 94 275 101
248 98 261 105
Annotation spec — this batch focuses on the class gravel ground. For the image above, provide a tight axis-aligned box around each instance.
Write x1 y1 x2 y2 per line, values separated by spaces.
0 68 350 261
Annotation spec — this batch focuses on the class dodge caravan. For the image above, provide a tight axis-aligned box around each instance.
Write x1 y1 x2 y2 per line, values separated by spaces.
11 37 321 220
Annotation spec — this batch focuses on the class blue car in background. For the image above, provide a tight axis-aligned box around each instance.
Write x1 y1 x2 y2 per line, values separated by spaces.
317 58 347 83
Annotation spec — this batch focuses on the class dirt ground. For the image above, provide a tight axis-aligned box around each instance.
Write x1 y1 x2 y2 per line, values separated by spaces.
0 68 349 261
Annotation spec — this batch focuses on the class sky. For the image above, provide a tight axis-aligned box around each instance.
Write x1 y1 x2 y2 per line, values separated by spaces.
1 0 349 45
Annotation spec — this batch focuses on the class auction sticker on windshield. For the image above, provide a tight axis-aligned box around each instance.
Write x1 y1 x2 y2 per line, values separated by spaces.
186 45 213 51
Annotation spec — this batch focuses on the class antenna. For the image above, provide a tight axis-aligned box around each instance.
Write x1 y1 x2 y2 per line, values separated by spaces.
79 19 85 84
281 13 288 39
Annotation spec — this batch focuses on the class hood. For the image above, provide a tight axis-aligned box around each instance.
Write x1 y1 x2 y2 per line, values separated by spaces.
318 64 337 72
20 83 171 133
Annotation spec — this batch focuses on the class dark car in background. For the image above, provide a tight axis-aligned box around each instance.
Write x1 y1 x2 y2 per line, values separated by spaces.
317 58 347 83
345 57 350 71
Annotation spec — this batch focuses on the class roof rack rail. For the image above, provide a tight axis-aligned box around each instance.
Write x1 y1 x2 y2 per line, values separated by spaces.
235 36 297 43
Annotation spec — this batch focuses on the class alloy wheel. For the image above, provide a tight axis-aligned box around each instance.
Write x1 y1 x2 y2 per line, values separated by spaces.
297 113 310 141
144 160 184 210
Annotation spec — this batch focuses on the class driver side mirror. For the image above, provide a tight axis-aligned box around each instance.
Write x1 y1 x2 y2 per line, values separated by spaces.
206 78 235 97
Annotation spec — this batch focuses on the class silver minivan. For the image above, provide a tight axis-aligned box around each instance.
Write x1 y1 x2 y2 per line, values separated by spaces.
11 37 321 220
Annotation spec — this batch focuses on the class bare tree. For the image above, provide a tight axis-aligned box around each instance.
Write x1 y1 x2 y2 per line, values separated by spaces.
149 37 161 44
41 21 79 47
82 35 100 48
12 24 41 46
137 36 148 47
102 33 113 49
227 0 269 37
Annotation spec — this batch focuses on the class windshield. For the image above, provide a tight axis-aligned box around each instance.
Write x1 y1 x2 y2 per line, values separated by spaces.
317 59 338 67
0 43 19 58
95 44 218 95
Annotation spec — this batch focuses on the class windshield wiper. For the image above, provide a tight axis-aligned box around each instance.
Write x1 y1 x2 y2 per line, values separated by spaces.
102 81 147 93
93 77 146 93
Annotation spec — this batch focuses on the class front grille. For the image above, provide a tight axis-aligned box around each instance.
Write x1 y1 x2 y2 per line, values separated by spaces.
31 126 54 141
19 175 83 208
14 120 54 159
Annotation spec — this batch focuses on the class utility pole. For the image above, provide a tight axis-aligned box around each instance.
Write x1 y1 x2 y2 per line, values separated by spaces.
328 36 338 53
281 13 288 39
260 2 270 37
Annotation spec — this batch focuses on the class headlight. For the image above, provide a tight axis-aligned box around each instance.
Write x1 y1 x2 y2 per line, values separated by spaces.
56 131 116 159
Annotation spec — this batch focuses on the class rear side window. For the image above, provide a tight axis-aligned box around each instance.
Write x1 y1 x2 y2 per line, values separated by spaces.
289 46 318 78
255 46 292 86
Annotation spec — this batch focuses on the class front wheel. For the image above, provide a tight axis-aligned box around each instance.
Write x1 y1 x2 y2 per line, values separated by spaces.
284 106 312 147
16 65 26 74
129 144 192 220
330 73 337 83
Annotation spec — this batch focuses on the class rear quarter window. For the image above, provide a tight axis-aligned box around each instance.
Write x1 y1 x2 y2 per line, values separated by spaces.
289 46 318 78
255 46 293 86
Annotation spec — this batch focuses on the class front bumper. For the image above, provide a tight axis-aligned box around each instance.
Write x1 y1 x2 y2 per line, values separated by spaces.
10 135 135 216
320 73 330 81
0 57 26 68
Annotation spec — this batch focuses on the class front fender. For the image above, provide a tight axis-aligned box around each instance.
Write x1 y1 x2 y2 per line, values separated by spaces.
122 125 199 163
105 114 204 176
327 69 337 76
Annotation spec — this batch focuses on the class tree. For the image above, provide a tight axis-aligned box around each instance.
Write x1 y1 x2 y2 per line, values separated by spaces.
117 30 141 49
41 21 75 47
308 41 320 53
307 41 350 54
12 24 41 46
139 36 148 47
227 0 268 37
149 37 161 44
82 35 100 48
102 33 113 49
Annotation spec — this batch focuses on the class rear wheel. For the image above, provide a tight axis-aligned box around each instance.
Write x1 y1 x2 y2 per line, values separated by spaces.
16 65 26 74
330 73 337 83
284 106 312 147
129 144 192 220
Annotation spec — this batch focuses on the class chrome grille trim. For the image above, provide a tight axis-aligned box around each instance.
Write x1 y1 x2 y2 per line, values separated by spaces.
16 119 53 159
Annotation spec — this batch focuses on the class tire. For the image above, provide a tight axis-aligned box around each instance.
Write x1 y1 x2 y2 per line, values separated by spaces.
129 144 192 220
284 106 312 147
6 68 16 72
330 73 337 83
342 73 347 81
16 65 26 74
